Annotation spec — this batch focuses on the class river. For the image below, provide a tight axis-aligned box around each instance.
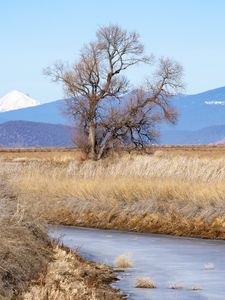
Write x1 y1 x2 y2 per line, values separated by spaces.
49 226 225 300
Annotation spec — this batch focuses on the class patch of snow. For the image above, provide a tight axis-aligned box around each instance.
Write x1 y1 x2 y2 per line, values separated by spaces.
205 100 225 105
0 90 40 112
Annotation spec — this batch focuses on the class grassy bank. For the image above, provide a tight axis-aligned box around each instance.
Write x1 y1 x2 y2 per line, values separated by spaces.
23 245 124 300
0 181 124 299
2 150 225 239
0 184 51 299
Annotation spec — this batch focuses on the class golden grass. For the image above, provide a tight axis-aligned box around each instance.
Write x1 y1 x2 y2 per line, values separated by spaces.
1 144 225 161
114 255 133 268
2 150 225 238
0 148 86 162
134 277 156 288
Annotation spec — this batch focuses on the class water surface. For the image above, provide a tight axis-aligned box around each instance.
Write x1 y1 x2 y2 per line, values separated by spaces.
49 226 225 300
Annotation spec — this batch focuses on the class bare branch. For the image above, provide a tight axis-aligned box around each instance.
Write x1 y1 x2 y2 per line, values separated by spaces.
44 25 184 159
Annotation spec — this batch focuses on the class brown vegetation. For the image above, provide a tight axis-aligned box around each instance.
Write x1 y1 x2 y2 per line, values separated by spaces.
0 148 86 162
2 150 225 239
1 144 225 160
23 246 124 300
134 277 156 288
0 185 51 299
114 255 133 268
0 178 124 299
1 147 224 298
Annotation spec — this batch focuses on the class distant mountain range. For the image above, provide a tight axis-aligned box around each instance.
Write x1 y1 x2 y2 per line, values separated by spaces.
0 98 66 124
0 121 73 147
0 86 225 146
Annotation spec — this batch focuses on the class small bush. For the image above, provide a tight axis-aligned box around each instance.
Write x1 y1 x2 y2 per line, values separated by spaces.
114 255 133 268
134 277 156 288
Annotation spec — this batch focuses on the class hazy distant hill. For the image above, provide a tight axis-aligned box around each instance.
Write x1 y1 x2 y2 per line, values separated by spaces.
165 86 225 131
0 99 66 124
161 125 225 144
0 121 224 147
0 121 73 147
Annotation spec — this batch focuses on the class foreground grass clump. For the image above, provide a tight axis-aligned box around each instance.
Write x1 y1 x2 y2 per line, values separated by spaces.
114 255 133 268
3 150 225 239
134 277 156 288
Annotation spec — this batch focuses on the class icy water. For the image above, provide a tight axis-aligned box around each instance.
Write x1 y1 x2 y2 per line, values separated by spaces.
49 226 225 300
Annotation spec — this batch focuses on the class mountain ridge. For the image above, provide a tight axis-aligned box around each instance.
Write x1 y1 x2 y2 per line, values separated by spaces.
0 86 225 145
0 120 73 147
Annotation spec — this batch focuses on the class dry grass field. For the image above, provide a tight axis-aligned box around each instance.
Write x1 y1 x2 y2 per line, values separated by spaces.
0 147 86 162
1 145 225 239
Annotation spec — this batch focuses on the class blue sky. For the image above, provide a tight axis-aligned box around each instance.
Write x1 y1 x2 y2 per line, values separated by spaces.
1 0 225 103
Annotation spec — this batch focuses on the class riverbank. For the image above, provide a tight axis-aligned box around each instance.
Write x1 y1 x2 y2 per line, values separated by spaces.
23 245 125 300
0 183 124 299
4 150 225 239
0 184 51 299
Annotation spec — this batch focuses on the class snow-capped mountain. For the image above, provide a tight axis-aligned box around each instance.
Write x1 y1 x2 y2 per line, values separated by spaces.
0 90 40 112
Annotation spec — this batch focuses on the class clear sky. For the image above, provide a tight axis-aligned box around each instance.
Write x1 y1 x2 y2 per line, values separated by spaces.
1 0 225 103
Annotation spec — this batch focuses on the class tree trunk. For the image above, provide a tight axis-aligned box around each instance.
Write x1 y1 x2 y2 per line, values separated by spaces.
97 144 106 160
88 122 97 160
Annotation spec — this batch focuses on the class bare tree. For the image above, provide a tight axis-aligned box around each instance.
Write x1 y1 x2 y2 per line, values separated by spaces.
44 25 184 160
